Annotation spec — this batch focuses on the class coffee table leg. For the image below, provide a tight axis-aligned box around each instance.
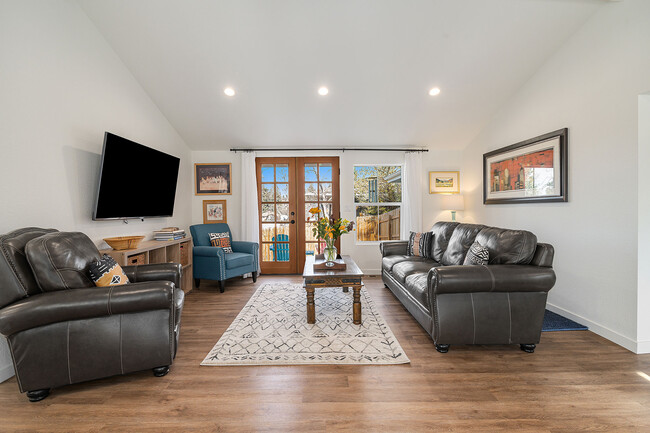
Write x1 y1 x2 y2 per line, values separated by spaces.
352 286 361 325
306 287 315 324
342 287 349 293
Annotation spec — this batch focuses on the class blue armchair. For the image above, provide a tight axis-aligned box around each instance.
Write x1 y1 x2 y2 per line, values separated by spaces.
189 223 259 293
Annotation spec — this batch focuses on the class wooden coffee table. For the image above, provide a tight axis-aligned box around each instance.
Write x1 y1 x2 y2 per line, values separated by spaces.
302 255 364 325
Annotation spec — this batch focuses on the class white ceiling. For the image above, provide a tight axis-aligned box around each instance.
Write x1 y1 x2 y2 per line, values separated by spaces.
78 0 602 151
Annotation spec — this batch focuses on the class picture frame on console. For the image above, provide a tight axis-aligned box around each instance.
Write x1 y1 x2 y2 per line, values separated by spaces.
203 200 227 224
195 163 232 195
483 128 568 204
429 171 460 194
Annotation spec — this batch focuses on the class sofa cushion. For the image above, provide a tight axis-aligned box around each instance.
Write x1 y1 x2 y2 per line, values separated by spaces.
407 231 433 258
25 232 100 292
225 252 253 270
382 255 429 273
392 259 440 284
475 227 538 265
0 228 58 308
88 254 130 286
430 221 459 262
404 273 430 311
441 224 486 266
463 241 489 265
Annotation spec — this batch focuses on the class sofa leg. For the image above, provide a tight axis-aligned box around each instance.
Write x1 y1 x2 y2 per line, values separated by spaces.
520 344 536 353
153 366 170 377
26 389 50 402
252 271 258 283
219 280 225 293
194 278 200 288
435 344 450 353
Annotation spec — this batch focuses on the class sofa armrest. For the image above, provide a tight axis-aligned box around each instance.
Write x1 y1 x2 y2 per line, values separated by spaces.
380 241 408 257
231 241 259 255
0 281 175 336
123 263 181 287
428 265 556 295
193 246 226 258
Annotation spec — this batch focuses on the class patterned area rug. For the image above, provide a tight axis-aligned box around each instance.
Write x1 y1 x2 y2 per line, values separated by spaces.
201 282 410 366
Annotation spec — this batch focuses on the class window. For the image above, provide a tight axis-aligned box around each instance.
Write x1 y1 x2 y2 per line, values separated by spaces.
354 165 401 242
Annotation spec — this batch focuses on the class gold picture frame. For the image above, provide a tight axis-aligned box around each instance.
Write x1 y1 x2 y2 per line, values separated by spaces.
195 163 232 195
203 200 227 224
429 171 460 194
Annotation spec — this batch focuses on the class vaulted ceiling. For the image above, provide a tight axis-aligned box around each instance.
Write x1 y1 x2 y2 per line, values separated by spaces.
78 0 603 150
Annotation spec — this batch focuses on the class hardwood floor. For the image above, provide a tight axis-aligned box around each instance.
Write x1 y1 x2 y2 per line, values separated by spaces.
1 275 649 432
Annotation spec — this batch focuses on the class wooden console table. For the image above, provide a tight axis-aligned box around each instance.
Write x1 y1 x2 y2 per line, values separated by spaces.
302 255 364 325
99 237 193 293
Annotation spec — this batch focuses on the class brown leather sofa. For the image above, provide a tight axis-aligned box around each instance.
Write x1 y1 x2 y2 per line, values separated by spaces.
381 222 555 353
0 228 184 402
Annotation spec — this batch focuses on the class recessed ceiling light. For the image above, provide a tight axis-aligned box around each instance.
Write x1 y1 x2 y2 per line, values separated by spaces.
224 87 235 97
429 87 441 96
318 86 329 96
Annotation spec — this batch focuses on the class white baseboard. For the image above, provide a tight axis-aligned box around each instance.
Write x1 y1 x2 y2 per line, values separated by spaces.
546 303 643 353
0 362 14 383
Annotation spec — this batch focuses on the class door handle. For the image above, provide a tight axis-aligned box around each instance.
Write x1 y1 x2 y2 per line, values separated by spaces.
290 220 295 224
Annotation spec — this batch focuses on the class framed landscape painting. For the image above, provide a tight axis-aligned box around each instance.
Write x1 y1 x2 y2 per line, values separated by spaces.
203 200 227 224
429 171 460 194
483 128 568 204
195 163 232 195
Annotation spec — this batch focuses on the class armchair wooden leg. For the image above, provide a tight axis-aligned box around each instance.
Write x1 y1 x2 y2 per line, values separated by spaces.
219 280 225 293
252 271 258 283
27 389 50 402
194 278 200 288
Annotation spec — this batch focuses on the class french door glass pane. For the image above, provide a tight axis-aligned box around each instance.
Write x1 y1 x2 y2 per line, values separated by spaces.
261 224 275 241
261 165 274 182
276 223 290 238
261 243 273 261
305 164 318 182
276 164 289 182
305 183 318 201
306 223 318 241
276 204 289 222
261 204 275 222
319 183 332 201
276 184 289 202
261 184 274 202
305 203 318 220
319 163 332 181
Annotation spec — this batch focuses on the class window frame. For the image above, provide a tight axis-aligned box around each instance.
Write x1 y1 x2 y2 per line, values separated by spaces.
353 163 403 245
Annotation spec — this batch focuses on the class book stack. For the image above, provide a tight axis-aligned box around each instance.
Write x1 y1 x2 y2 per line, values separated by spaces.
154 227 186 241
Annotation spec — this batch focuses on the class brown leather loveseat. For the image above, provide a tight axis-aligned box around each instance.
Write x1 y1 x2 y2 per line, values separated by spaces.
381 222 556 353
0 228 184 402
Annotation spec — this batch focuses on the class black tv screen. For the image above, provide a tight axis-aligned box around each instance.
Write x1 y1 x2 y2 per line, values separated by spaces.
93 132 180 220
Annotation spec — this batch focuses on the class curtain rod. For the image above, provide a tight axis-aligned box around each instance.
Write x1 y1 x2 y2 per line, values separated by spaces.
230 147 428 153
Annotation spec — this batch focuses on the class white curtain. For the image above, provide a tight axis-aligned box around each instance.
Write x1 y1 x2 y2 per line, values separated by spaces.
400 151 423 239
240 151 260 272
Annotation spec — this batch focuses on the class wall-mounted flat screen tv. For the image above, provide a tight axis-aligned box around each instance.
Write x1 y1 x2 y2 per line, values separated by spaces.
93 132 180 220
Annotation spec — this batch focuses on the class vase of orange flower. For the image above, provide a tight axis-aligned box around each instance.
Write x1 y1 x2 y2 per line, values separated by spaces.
309 207 355 266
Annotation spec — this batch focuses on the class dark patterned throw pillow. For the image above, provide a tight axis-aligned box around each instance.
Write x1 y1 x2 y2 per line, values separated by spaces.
407 231 433 258
88 254 130 287
209 232 233 253
463 241 489 265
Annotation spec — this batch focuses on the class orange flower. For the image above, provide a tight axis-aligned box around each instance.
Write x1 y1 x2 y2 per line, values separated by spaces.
309 207 320 215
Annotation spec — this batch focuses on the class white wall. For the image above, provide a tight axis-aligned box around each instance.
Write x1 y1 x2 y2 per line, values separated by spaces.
638 93 650 353
460 0 650 353
0 1 193 382
192 149 461 274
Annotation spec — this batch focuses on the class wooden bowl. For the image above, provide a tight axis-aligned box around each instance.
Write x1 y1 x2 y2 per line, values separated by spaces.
103 235 145 250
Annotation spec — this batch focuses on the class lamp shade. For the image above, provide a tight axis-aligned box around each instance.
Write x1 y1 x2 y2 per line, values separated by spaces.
441 194 464 211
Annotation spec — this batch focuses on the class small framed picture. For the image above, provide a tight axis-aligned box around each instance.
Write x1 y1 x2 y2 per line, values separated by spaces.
195 163 232 195
203 200 227 224
429 171 460 194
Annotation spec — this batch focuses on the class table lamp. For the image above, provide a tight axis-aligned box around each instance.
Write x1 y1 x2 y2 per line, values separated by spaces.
441 195 464 222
